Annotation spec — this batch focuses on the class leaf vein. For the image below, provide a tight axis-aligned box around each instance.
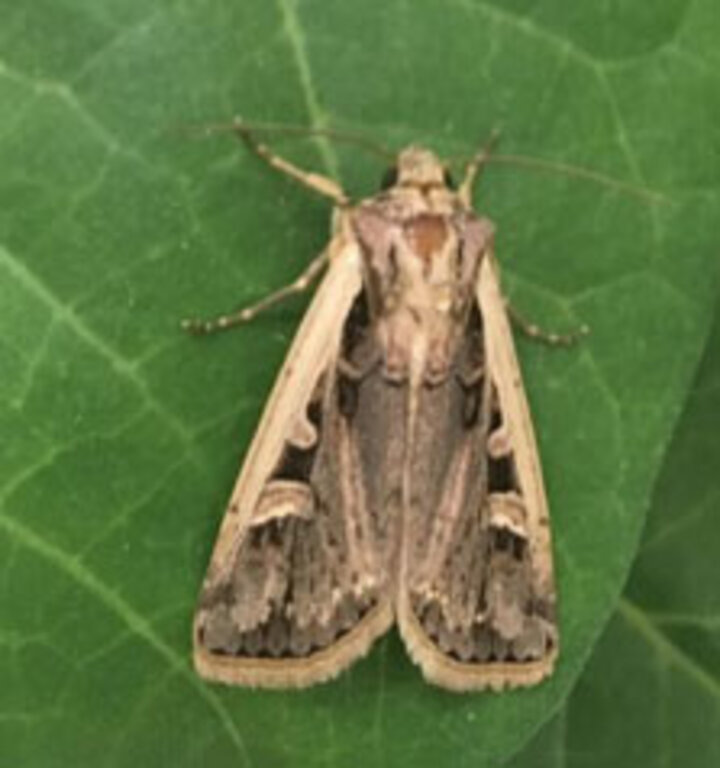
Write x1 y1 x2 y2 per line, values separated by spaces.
0 244 208 476
275 0 341 181
0 511 252 765
619 598 720 699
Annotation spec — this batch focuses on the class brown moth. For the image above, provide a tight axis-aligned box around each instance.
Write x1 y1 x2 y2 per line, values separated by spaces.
187 124 568 691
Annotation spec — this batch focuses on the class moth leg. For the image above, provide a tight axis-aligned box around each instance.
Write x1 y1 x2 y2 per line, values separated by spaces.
458 128 502 207
234 119 350 206
506 301 589 347
182 249 329 334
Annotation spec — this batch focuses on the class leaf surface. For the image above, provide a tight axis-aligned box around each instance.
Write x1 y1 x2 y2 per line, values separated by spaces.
0 1 718 765
510 296 720 768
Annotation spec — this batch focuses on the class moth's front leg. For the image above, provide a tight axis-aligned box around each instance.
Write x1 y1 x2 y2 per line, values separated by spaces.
458 128 502 207
234 119 350 206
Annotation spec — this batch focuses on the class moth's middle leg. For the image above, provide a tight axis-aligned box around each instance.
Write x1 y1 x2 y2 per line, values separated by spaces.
506 301 589 347
182 248 329 334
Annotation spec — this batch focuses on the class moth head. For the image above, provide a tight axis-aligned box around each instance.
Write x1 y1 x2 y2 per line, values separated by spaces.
381 146 454 190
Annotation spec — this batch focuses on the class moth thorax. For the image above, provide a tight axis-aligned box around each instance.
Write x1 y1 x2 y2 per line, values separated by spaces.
405 213 450 263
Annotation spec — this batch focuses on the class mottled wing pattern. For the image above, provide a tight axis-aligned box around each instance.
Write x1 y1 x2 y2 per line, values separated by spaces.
193 240 393 687
398 256 557 690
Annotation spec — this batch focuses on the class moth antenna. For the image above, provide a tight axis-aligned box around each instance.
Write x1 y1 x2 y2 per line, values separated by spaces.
177 117 395 161
449 150 669 206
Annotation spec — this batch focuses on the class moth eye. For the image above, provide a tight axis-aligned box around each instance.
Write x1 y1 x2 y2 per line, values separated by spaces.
443 168 456 189
380 166 399 190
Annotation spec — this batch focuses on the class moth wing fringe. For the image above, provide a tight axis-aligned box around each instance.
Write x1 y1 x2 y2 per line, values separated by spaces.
396 596 555 692
193 603 393 688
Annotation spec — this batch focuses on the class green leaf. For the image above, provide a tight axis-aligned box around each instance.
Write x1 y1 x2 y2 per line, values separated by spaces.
510 296 720 768
0 1 718 766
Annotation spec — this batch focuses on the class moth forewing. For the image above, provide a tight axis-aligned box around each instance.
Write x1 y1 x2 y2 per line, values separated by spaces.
477 254 556 604
396 252 558 691
193 226 394 688
197 233 358 582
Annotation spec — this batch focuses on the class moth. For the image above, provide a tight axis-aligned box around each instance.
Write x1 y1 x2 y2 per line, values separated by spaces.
187 123 575 691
